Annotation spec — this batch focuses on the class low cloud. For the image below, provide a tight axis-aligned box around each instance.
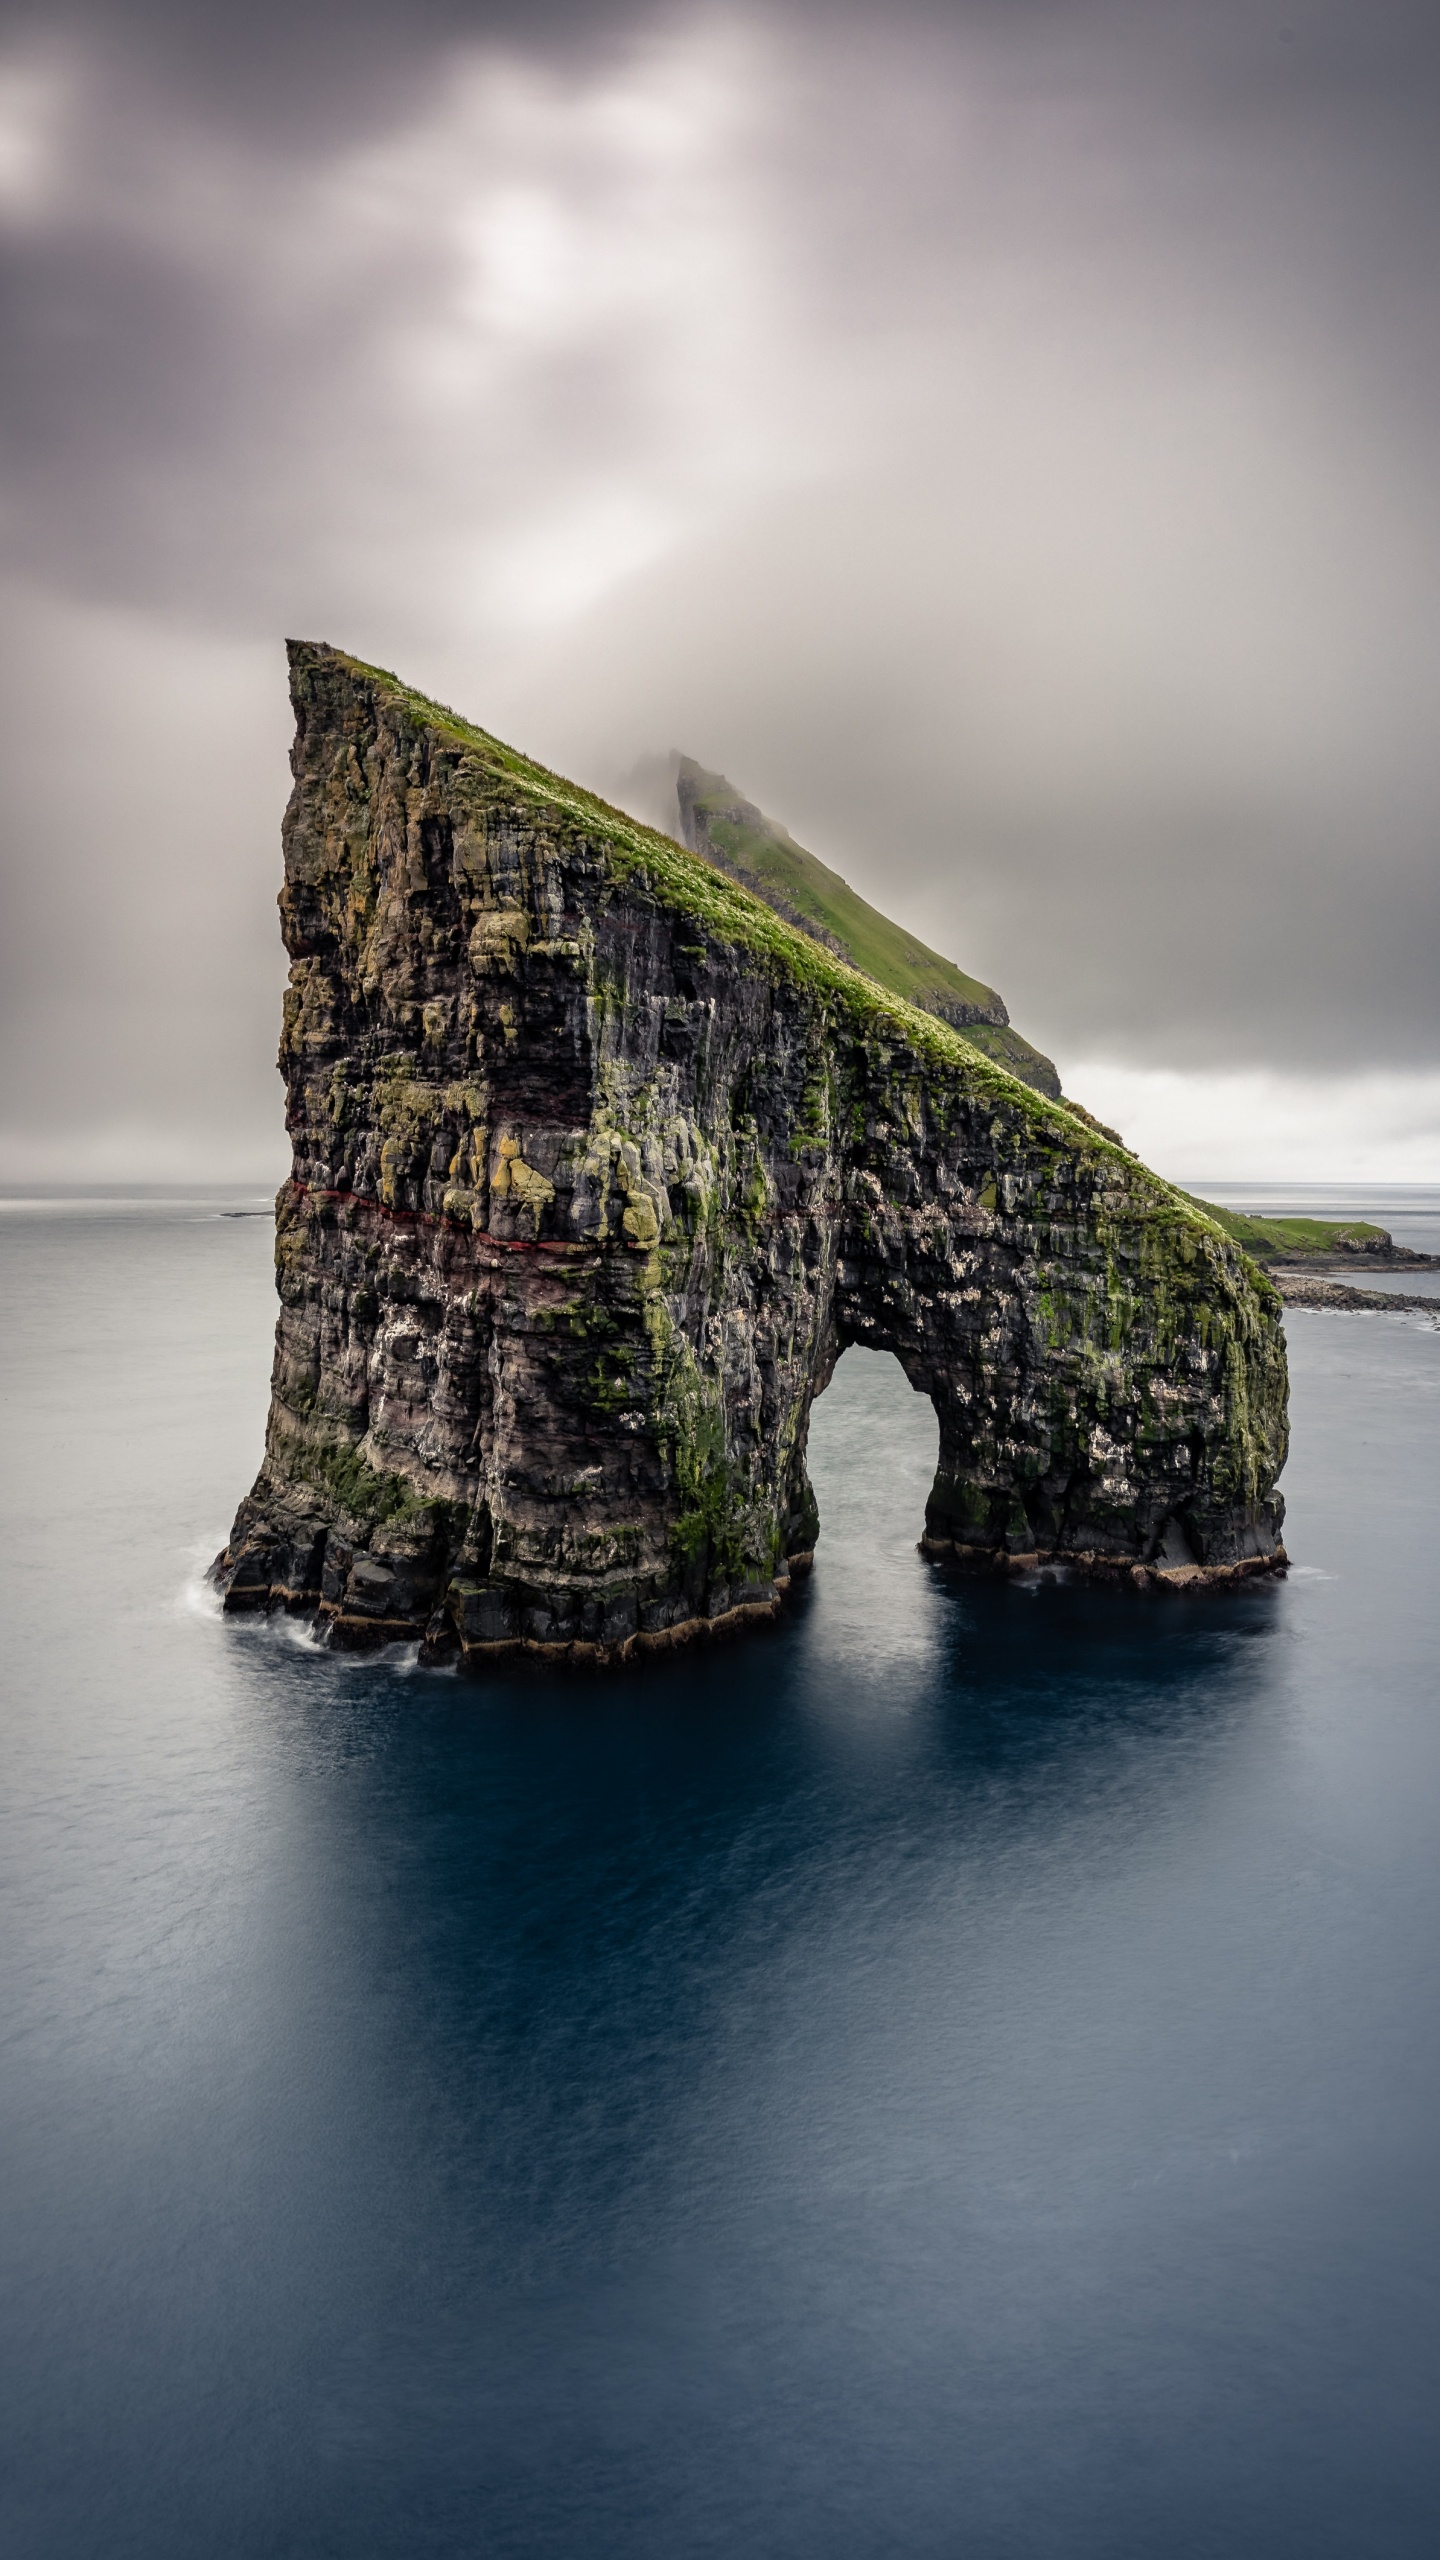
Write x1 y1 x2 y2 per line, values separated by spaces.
1062 1061 1440 1189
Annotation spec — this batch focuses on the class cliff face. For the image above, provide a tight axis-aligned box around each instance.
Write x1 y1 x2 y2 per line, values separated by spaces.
675 756 1062 1096
215 643 1288 1662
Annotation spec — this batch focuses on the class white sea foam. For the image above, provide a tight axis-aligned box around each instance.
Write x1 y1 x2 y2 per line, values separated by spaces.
174 1542 431 1671
237 1605 430 1677
1012 1564 1074 1594
174 1538 226 1622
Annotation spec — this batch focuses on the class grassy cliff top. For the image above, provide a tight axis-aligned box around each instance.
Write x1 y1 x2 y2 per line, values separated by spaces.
677 758 1005 1018
292 643 1265 1262
295 642 1034 1091
1180 1198 1389 1260
674 758 1059 1098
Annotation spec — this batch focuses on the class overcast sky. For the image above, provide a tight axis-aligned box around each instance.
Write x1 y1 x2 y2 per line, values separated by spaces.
1 0 1437 1183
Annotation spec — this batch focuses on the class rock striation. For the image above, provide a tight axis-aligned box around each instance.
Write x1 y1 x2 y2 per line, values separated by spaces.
214 643 1289 1662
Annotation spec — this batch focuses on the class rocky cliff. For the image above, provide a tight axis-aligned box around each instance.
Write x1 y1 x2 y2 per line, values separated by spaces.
214 643 1289 1662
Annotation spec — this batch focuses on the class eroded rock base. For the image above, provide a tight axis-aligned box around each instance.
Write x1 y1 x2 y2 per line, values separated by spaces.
920 1536 1289 1591
224 1551 816 1670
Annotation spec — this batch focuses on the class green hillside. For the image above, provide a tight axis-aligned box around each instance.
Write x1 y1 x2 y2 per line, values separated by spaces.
1178 1197 1389 1261
675 758 1060 1097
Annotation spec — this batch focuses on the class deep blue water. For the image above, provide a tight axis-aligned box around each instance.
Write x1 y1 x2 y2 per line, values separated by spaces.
2 1194 1439 2558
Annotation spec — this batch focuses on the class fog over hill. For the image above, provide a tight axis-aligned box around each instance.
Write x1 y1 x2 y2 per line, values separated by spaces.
0 0 1437 1181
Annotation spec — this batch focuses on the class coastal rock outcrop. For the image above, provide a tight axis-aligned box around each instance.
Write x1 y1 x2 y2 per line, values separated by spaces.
214 643 1289 1662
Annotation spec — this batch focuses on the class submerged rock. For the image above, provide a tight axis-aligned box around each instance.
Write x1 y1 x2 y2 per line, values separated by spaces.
214 642 1289 1664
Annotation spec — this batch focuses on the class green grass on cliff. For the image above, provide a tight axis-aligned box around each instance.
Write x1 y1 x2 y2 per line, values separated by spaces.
675 759 1059 1098
300 647 1273 1278
1178 1197 1388 1260
319 646 1064 1112
680 763 1002 1016
308 646 1053 1104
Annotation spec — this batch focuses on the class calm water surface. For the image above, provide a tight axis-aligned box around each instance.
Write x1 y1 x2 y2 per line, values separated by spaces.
2 1194 1438 2557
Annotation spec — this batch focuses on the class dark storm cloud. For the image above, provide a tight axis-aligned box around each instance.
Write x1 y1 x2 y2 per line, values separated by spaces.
1 0 1438 1177
0 0 615 135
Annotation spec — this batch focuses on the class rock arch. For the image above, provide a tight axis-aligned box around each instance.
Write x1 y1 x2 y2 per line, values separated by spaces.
216 644 1289 1661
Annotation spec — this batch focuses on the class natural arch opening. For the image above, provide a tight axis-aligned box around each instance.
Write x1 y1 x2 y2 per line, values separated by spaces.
806 1348 940 1573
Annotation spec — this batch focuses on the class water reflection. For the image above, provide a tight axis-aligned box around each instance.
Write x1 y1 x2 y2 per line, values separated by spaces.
212 1353 1290 2309
4 1220 1437 2559
208 1548 1301 2557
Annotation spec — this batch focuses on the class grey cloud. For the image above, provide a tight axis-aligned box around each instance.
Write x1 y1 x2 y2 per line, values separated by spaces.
0 0 1437 1180
0 592 292 1180
0 0 629 139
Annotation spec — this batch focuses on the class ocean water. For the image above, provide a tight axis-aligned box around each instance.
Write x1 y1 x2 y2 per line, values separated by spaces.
1 1191 1438 2559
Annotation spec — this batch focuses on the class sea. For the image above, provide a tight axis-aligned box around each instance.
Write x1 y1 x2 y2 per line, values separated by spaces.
1 1185 1438 2558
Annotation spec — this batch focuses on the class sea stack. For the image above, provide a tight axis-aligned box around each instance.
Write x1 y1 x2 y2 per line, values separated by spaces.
214 642 1289 1661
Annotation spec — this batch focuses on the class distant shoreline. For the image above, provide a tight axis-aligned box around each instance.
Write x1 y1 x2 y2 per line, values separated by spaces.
1272 1272 1440 1313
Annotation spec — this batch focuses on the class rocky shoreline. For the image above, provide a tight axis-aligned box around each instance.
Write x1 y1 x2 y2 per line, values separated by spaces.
1272 1251 1440 1273
920 1536 1287 1593
1271 1272 1440 1314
